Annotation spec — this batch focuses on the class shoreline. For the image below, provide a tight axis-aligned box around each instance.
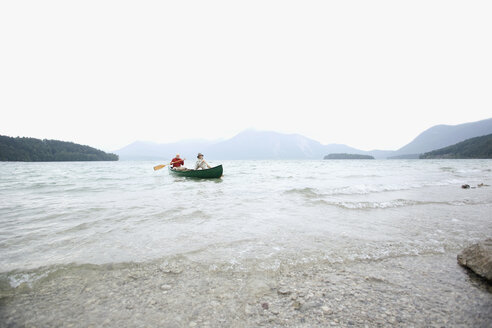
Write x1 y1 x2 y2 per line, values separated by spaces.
1 252 491 327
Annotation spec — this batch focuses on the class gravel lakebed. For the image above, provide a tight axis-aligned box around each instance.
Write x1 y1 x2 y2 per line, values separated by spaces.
1 252 491 327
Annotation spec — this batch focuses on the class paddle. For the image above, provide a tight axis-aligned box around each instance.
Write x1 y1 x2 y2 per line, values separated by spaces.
153 164 167 171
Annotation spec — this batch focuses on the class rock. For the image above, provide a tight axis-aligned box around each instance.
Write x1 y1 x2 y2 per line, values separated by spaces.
127 274 139 280
292 300 302 310
16 282 31 293
321 306 331 314
457 239 492 282
300 301 320 312
245 304 255 315
461 184 470 189
160 284 172 291
261 302 269 310
277 287 292 295
160 267 182 274
247 279 271 296
270 307 280 315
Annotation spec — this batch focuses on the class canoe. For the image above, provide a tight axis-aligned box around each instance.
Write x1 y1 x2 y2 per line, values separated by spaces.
168 165 223 179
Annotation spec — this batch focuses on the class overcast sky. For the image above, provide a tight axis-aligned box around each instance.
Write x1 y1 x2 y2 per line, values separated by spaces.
1 1 491 151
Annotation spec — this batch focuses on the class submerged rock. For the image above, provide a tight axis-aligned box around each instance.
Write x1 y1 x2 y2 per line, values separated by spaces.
457 239 492 282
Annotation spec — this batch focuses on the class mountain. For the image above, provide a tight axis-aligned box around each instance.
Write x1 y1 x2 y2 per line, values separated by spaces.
393 118 492 157
114 118 492 160
420 134 492 159
115 129 365 160
205 129 363 160
0 135 118 162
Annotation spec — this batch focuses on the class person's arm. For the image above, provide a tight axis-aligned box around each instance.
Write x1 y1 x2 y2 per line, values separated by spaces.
205 160 211 169
170 158 184 166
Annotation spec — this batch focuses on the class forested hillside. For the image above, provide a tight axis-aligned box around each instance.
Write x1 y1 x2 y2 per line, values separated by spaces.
420 134 492 159
324 153 374 159
0 136 118 161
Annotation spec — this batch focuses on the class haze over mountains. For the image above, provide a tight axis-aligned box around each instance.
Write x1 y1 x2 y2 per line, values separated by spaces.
115 118 492 160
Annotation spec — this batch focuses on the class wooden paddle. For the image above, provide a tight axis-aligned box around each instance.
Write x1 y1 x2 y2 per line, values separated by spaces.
153 164 167 171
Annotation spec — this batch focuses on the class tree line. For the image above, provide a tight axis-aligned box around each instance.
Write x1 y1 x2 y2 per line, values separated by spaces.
324 153 374 160
0 135 118 161
420 134 492 159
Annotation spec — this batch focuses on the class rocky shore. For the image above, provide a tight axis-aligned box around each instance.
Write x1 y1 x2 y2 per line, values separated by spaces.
1 252 491 327
458 238 492 282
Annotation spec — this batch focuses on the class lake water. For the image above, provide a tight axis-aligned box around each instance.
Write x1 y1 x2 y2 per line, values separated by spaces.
1 160 491 326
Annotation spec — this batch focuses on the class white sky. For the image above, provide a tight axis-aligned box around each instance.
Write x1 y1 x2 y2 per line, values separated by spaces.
1 1 491 151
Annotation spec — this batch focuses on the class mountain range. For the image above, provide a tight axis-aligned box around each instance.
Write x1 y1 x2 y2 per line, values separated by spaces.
114 118 492 160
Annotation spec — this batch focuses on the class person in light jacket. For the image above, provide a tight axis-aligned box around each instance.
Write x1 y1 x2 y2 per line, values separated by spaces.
195 153 211 170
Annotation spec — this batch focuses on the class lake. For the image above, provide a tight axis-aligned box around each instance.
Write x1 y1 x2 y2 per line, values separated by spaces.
1 160 491 326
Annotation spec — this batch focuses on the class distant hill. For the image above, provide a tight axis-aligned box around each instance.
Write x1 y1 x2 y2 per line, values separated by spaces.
394 118 492 157
114 118 492 160
0 136 118 162
420 134 492 159
324 153 374 160
116 129 366 160
205 129 363 160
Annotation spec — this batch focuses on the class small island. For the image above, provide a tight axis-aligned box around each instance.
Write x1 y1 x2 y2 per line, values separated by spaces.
323 153 374 160
0 135 118 161
420 133 492 159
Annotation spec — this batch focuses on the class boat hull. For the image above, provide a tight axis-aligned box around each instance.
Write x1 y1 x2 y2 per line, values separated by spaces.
168 165 223 179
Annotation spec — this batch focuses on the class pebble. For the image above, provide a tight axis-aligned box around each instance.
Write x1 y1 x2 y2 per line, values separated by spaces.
2 253 491 327
245 304 255 315
278 287 292 295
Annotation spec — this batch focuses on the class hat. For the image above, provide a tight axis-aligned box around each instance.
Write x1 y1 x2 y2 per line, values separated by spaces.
197 153 204 157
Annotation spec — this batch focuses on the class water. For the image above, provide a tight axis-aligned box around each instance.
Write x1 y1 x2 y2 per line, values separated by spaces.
1 160 491 326
1 160 491 274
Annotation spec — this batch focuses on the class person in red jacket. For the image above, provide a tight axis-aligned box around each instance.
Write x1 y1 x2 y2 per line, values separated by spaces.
170 154 186 171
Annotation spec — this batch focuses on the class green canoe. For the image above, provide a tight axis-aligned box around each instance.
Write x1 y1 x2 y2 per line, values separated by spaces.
168 165 223 179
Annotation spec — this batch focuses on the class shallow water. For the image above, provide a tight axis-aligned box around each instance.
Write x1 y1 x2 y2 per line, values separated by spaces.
0 160 491 326
1 160 491 274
